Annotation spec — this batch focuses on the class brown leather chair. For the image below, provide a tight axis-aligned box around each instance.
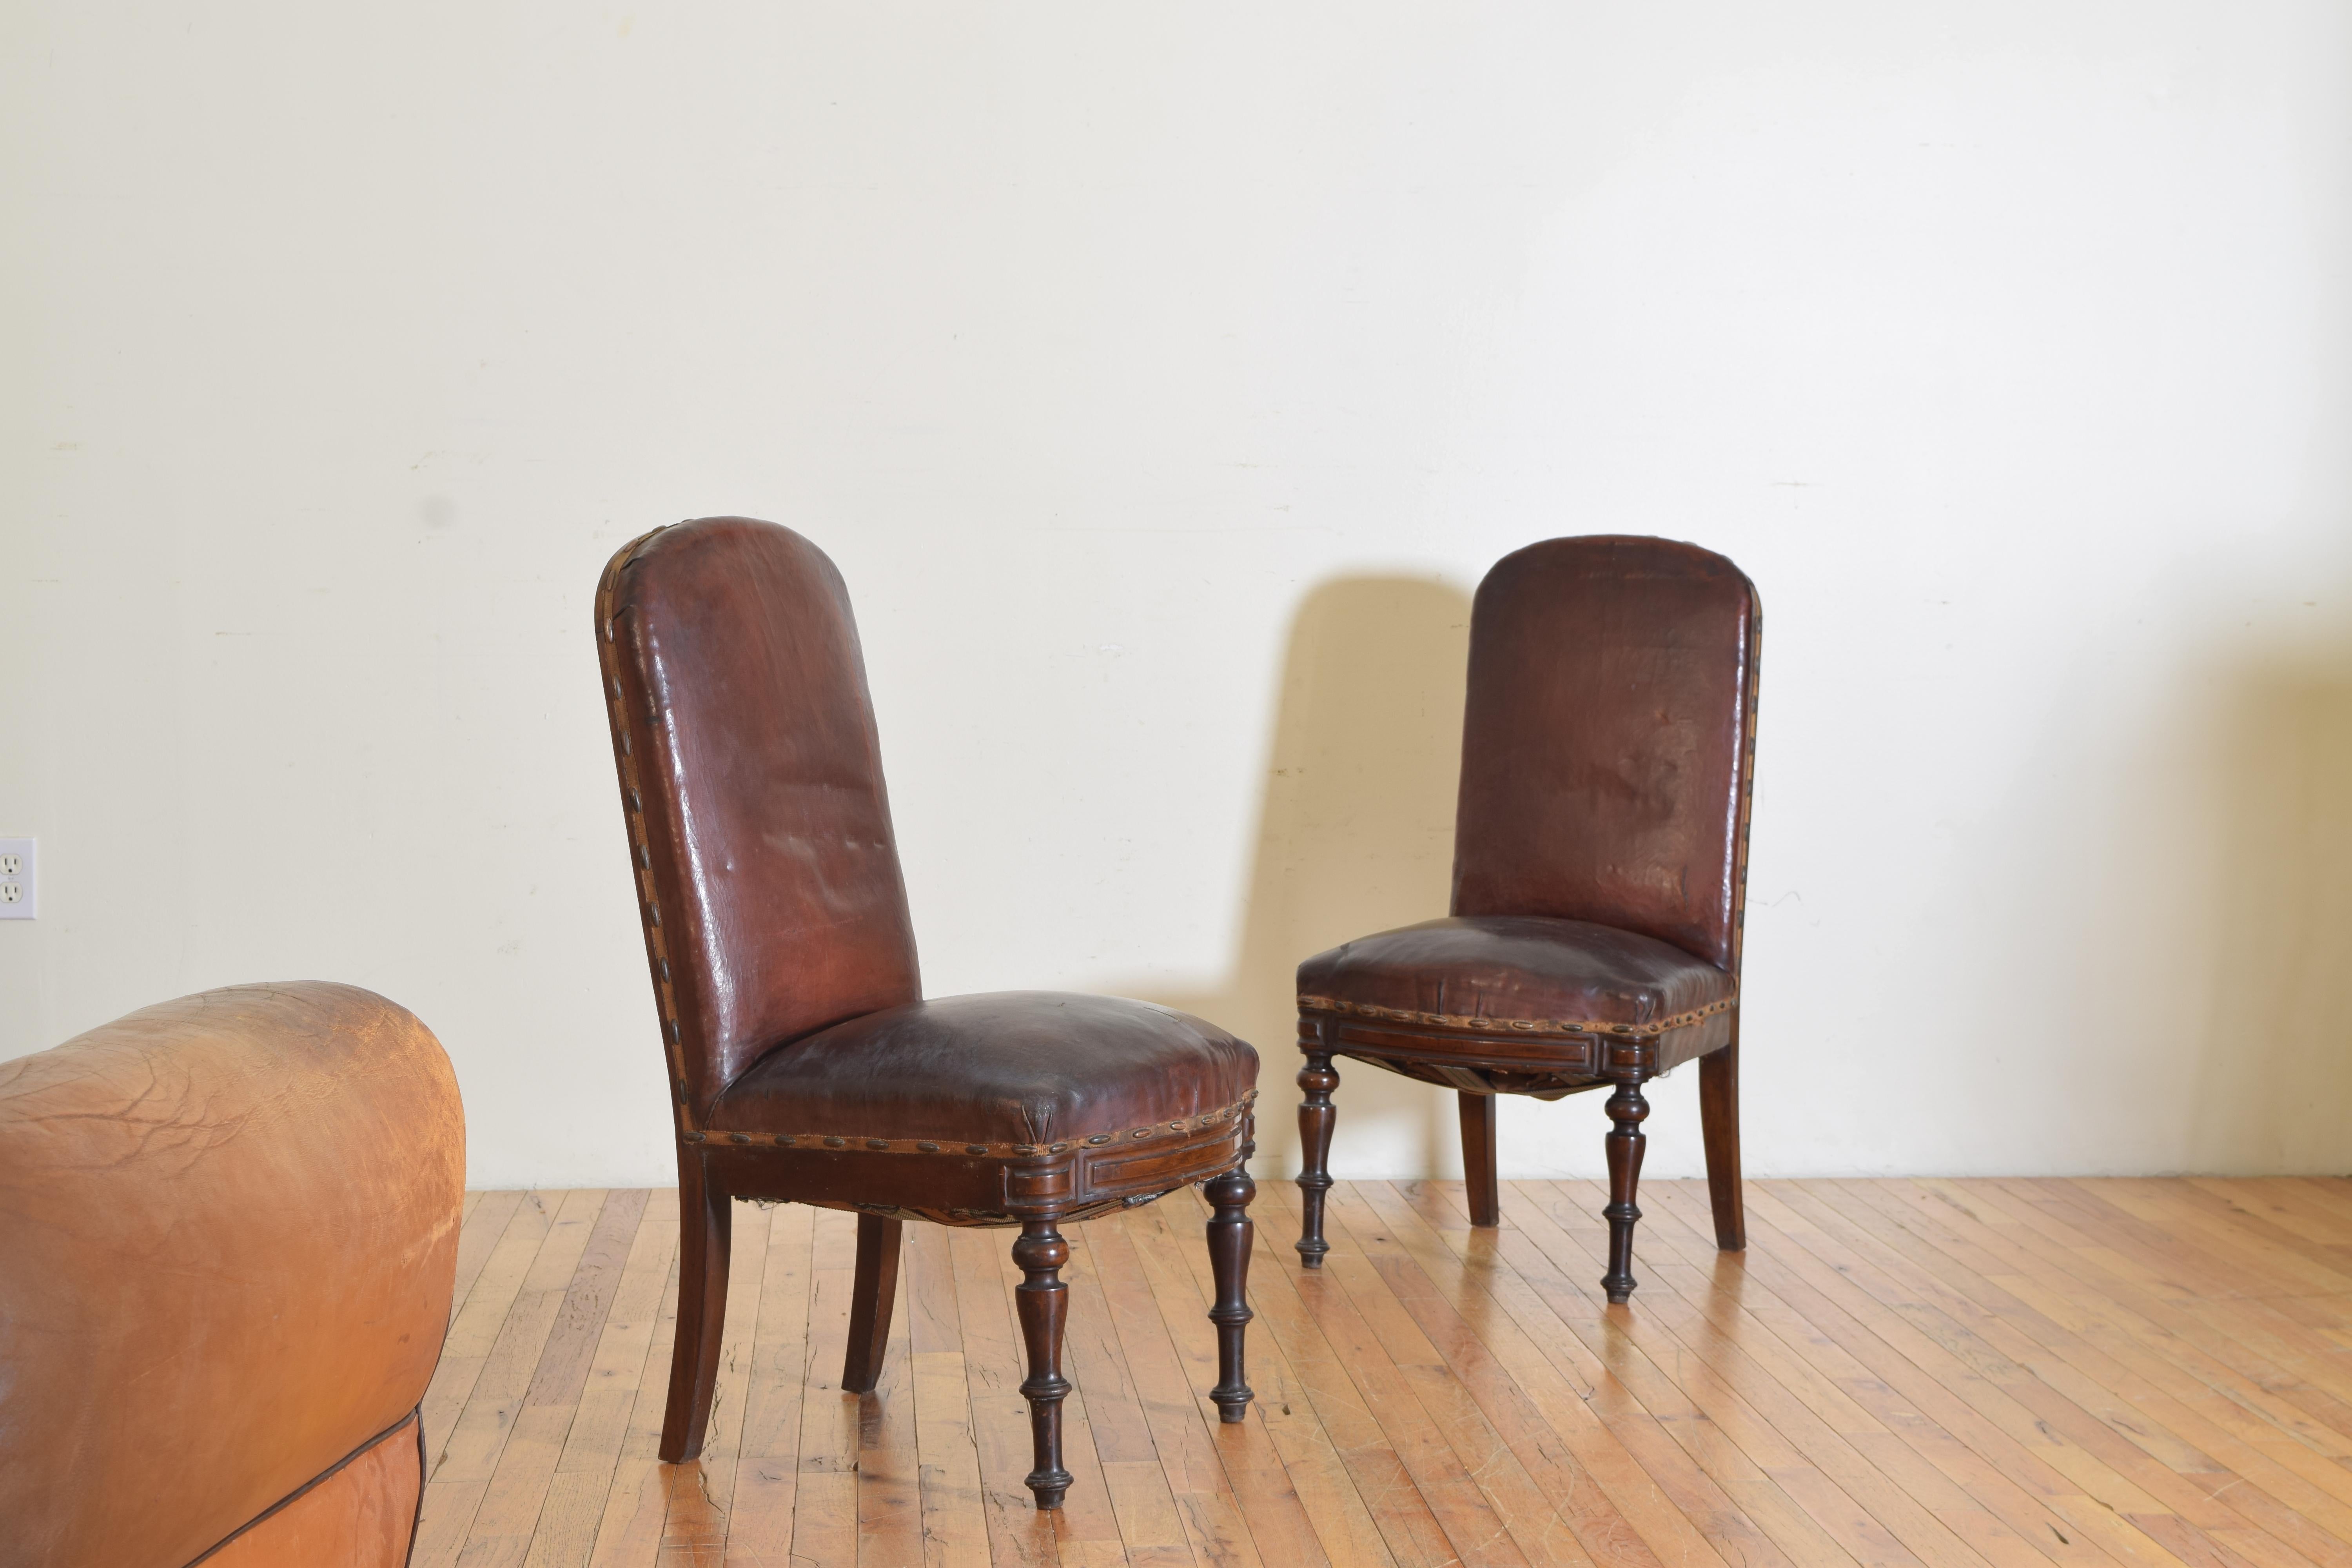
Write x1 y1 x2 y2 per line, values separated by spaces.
1293 536 1760 1303
594 517 1259 1510
0 983 464 1568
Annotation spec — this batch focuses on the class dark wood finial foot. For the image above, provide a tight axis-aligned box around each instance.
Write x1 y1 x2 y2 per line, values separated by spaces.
1012 1220 1073 1508
1205 1155 1256 1421
1295 1047 1338 1267
1601 1077 1649 1305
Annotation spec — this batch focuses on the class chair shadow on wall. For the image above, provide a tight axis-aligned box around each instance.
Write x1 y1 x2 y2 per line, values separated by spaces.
2190 652 2352 1169
1123 575 1475 1184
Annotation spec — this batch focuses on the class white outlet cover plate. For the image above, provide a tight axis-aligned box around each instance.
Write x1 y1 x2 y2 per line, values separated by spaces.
0 838 35 919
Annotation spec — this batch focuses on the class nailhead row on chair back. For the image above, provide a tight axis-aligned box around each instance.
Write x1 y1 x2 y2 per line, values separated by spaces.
599 518 922 1119
1450 535 1762 973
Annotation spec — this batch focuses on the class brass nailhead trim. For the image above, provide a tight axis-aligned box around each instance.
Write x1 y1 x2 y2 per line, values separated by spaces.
1298 992 1736 1039
1732 601 1761 972
599 526 687 1102
683 1091 1259 1157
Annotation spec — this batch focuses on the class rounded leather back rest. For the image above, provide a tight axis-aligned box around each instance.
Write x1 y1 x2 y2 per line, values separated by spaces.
0 982 462 1568
598 518 921 1118
1450 536 1761 972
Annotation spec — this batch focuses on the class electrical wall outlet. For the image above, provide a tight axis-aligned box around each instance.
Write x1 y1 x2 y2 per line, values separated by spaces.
0 838 35 919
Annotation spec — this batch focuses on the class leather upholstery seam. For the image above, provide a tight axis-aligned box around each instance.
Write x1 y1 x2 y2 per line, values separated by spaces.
687 1089 1258 1156
405 1414 427 1568
1296 992 1736 1038
183 1407 421 1568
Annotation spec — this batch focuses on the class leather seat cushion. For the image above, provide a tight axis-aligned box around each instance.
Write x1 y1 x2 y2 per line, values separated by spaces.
708 992 1258 1148
1297 915 1735 1036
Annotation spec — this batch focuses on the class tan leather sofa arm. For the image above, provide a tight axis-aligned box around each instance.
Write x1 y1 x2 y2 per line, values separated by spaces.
0 983 464 1568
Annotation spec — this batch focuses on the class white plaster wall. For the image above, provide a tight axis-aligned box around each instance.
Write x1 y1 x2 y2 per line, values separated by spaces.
4 2 2347 1188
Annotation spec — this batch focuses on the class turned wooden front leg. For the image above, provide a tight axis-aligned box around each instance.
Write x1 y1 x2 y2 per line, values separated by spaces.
1011 1220 1073 1509
1601 1077 1650 1304
1204 1154 1256 1422
1296 1045 1338 1267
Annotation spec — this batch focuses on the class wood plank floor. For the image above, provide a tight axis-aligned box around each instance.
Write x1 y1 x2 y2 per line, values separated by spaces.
416 1176 2352 1568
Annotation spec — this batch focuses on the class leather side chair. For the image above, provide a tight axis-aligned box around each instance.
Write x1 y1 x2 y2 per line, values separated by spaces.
1293 536 1760 1303
595 517 1259 1510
